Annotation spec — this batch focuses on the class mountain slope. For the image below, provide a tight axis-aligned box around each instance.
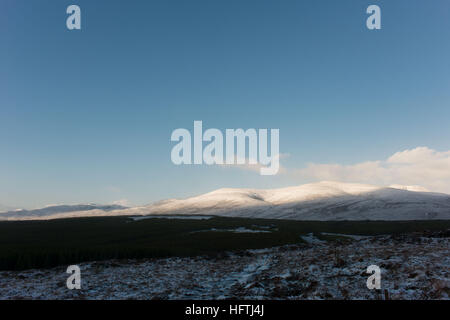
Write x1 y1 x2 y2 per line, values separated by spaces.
0 204 127 220
1 182 450 221
121 181 450 221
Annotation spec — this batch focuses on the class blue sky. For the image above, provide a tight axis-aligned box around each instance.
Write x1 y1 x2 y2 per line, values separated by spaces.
1 0 450 208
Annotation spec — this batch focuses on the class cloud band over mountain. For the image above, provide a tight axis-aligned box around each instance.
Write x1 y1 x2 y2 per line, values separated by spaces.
293 147 450 193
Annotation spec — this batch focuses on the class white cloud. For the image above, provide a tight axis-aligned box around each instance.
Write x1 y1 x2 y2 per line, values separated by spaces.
294 147 450 194
112 199 130 207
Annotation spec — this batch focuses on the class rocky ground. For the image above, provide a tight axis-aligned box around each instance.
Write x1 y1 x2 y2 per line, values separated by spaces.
0 230 449 300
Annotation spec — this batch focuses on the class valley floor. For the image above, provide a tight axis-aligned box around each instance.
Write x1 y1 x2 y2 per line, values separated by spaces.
0 231 449 300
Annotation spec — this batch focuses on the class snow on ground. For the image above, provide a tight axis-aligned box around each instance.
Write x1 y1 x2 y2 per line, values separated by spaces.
300 233 326 244
129 215 213 221
0 231 448 300
320 233 371 240
192 227 273 234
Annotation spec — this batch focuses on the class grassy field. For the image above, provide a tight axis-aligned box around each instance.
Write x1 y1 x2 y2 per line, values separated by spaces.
0 215 449 270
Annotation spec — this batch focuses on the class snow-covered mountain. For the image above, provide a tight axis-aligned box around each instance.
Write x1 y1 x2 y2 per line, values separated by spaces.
0 204 127 220
1 182 450 221
119 181 450 221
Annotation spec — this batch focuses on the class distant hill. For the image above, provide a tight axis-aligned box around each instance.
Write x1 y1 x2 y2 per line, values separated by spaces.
0 205 16 213
0 204 127 220
1 182 450 221
119 181 450 221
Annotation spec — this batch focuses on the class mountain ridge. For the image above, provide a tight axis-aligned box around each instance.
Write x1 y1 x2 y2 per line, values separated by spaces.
1 181 449 221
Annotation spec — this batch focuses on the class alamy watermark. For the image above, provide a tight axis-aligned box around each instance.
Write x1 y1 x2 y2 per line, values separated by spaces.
65 4 381 31
366 264 381 290
170 121 280 175
66 265 81 290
